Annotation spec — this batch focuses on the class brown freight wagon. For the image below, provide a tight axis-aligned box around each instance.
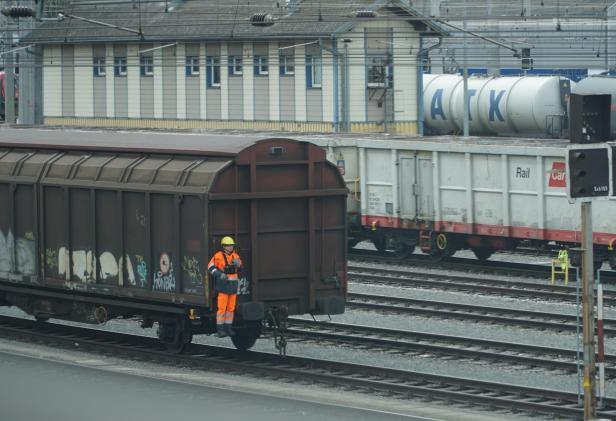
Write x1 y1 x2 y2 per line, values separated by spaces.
0 129 347 352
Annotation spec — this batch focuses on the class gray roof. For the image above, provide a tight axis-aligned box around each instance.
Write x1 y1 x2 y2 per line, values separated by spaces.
24 0 447 44
0 127 261 157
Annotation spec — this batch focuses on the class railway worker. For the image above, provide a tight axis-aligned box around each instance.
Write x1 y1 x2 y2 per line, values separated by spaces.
558 249 569 271
208 236 242 338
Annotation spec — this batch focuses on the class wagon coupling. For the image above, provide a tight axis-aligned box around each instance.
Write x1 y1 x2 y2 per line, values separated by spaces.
267 307 289 357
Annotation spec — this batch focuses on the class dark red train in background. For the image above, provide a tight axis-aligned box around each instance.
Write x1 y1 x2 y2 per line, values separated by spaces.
0 128 347 352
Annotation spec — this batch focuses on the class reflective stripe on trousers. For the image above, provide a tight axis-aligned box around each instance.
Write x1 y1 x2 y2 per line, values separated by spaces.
217 292 237 325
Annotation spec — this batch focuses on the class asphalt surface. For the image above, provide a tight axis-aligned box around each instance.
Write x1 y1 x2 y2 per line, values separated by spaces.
0 350 426 421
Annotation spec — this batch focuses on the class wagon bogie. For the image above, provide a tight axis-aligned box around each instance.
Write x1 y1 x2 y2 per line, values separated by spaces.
158 316 193 353
369 229 418 258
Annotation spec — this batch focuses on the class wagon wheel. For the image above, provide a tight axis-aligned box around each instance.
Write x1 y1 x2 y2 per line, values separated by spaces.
231 322 262 351
158 317 192 354
429 233 456 261
393 243 415 259
471 247 495 261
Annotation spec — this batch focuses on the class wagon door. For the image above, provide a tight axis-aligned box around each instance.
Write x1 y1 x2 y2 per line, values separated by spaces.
416 155 434 220
399 156 417 220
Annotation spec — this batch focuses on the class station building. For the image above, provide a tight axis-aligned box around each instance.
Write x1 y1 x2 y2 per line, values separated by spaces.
25 0 444 134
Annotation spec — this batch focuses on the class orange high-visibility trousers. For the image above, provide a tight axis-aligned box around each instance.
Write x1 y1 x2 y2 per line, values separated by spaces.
216 292 237 325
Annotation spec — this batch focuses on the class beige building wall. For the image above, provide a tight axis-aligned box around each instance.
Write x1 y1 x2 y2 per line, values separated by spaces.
105 44 115 118
43 45 62 117
176 43 187 119
127 43 141 118
294 43 307 122
392 22 420 121
268 42 280 121
73 44 93 117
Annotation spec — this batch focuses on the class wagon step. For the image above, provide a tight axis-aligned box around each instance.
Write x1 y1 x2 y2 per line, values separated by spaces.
419 230 433 252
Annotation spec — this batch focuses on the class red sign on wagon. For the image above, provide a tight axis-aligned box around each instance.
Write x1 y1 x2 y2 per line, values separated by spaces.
549 161 567 188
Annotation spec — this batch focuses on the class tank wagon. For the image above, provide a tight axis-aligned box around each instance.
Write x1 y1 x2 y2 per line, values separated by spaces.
313 135 616 269
0 129 347 352
423 74 572 138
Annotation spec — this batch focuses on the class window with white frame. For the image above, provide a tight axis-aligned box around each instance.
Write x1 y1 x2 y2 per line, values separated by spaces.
367 56 391 88
306 55 322 88
93 57 106 77
253 56 268 75
186 56 199 76
140 56 153 76
114 56 127 77
206 56 221 87
228 56 243 75
279 55 294 75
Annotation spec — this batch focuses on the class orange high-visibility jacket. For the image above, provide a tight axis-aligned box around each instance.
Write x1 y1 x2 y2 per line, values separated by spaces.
208 251 242 294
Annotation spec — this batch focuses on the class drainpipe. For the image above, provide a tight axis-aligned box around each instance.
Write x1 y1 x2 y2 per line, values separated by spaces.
331 38 340 132
343 41 350 132
416 36 442 136
322 37 343 132
322 37 351 132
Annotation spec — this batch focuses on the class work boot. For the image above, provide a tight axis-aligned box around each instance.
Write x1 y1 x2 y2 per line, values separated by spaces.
216 325 227 338
224 324 236 336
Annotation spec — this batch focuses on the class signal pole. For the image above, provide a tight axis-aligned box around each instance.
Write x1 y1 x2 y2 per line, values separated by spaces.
462 5 469 137
581 200 597 420
4 30 16 124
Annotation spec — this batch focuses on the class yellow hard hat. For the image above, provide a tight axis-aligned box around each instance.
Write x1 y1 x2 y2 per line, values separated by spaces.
221 236 235 246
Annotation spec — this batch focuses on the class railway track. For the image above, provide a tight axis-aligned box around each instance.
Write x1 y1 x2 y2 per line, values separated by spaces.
287 318 616 378
346 292 616 335
1 315 615 419
349 249 616 283
348 264 616 306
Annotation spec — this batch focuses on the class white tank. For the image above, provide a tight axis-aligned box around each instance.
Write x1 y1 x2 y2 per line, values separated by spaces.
423 74 462 133
572 76 616 139
423 74 571 136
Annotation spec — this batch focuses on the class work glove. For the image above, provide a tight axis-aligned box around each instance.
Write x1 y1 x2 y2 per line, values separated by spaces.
232 258 241 267
219 273 228 281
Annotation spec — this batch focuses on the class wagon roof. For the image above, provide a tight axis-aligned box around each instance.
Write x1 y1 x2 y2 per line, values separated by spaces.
0 127 264 157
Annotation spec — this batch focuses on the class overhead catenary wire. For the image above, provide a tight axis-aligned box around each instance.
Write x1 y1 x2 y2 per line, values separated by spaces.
3 0 616 68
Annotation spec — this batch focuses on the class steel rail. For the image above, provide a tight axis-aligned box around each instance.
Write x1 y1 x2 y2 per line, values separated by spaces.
347 267 616 306
346 292 616 336
0 315 615 419
287 318 616 377
349 249 616 283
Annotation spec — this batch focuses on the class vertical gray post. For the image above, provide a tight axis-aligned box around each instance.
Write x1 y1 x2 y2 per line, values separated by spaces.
605 7 609 72
4 31 16 124
19 47 44 125
576 266 582 406
19 0 45 125
462 6 469 137
343 42 350 132
581 200 597 420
